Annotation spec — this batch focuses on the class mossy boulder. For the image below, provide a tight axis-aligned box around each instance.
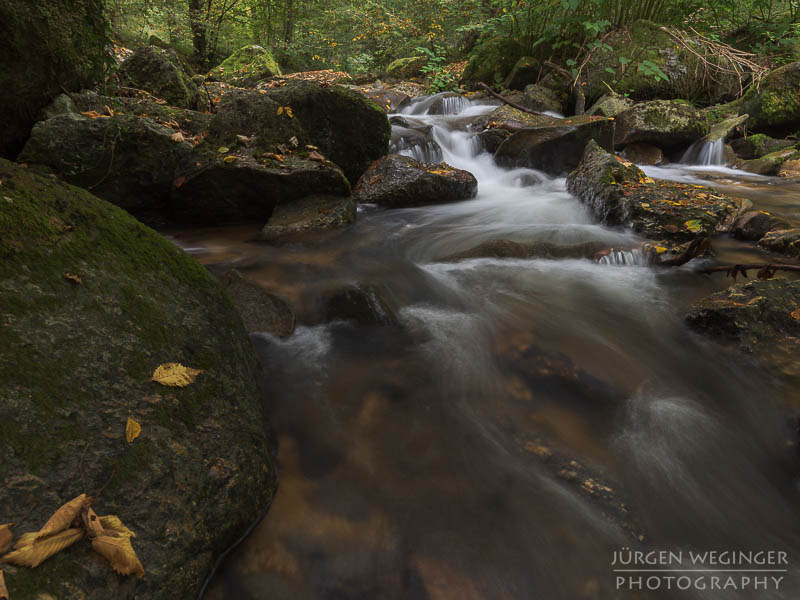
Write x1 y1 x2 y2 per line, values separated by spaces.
18 113 196 224
0 159 275 599
521 83 564 114
614 100 709 148
566 140 748 244
119 45 199 109
730 210 791 241
386 56 426 79
586 93 633 118
737 61 800 133
502 56 542 91
621 143 665 165
261 194 356 241
734 147 797 175
208 45 281 87
730 133 795 160
353 154 477 208
484 105 559 131
686 279 800 389
461 37 523 88
320 284 400 326
758 228 800 260
494 115 615 176
0 0 110 157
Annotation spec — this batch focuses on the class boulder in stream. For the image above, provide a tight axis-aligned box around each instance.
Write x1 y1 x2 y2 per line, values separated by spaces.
439 239 612 262
261 194 356 241
494 114 615 176
614 100 709 148
119 45 199 109
566 140 748 244
734 147 798 175
521 84 564 114
731 210 791 242
736 60 800 133
586 93 633 118
757 228 800 260
0 158 275 598
730 134 795 160
220 269 296 336
621 143 665 165
321 284 400 326
354 154 477 208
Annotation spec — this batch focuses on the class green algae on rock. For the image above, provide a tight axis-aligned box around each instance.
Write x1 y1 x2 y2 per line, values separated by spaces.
119 45 199 109
208 44 281 87
0 159 275 599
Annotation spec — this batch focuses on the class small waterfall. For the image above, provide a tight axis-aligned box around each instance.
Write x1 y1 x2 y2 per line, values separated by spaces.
597 247 655 266
435 95 471 115
681 138 726 166
393 139 444 163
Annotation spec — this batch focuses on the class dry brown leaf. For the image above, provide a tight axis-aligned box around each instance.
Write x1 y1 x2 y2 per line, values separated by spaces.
64 273 82 285
98 515 135 539
0 525 13 554
1 528 83 568
792 309 800 320
307 151 326 162
12 532 36 550
170 132 184 143
0 569 7 600
36 494 88 540
81 507 104 539
125 417 141 443
151 363 202 388
91 535 144 577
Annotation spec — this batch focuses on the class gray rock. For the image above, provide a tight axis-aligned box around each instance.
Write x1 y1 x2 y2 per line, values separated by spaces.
731 211 791 241
758 228 800 259
220 269 295 336
261 194 356 241
119 45 198 108
614 100 708 147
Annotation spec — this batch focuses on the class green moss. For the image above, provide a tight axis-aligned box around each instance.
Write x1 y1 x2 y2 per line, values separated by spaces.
209 44 281 86
386 56 425 79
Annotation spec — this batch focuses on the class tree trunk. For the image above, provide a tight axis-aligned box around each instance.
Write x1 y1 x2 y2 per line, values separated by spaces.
188 0 208 63
283 0 295 43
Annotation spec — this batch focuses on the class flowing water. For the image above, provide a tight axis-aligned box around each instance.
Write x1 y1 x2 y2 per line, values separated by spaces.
173 94 800 600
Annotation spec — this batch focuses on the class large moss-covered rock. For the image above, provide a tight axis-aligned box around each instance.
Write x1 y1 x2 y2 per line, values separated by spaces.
758 228 800 259
686 279 800 388
208 44 281 87
737 61 800 133
730 133 795 159
614 100 708 148
119 45 199 109
461 37 523 88
0 159 275 599
18 113 196 222
502 56 542 91
566 140 748 244
484 105 558 131
386 56 426 79
0 0 109 157
354 154 477 208
521 83 564 114
734 147 797 175
209 83 389 185
586 93 633 118
494 115 615 176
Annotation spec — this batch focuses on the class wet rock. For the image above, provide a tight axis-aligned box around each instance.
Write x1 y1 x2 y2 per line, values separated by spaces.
353 154 477 208
502 56 542 90
474 128 511 154
0 0 109 157
758 228 800 259
390 125 443 163
621 143 665 165
686 279 800 383
586 93 632 118
40 93 79 120
220 269 295 336
731 211 791 241
385 56 425 80
704 114 749 143
730 134 795 160
208 44 281 86
321 284 400 326
614 100 708 148
521 83 563 114
261 194 356 241
734 148 797 175
172 153 350 224
119 45 199 109
18 113 195 220
440 239 611 262
425 92 469 115
494 115 615 176
363 88 410 112
0 159 275 599
778 158 800 178
737 60 800 132
566 140 748 244
484 105 558 132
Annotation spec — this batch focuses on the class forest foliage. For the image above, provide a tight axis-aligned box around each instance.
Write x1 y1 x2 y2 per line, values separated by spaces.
106 0 800 81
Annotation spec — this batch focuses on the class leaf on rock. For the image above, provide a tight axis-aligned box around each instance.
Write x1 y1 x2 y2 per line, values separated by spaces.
36 494 88 540
0 525 13 554
0 569 8 600
683 219 703 233
98 515 135 539
1 529 84 568
217 146 230 154
170 132 184 143
151 363 203 388
125 418 141 443
307 151 326 162
91 535 144 577
791 309 800 320
81 507 104 539
13 533 36 550
64 273 82 285
223 155 237 164
277 106 293 118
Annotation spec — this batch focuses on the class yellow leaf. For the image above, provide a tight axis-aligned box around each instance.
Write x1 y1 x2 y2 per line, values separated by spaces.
277 106 284 116
81 507 104 539
12 532 36 550
0 569 7 600
277 106 293 118
684 219 703 232
791 309 800 320
223 155 237 164
0 524 13 554
125 418 141 443
170 132 184 143
151 363 202 388
64 272 82 285
98 515 136 539
36 494 88 540
217 146 230 154
91 535 144 577
1 529 83 568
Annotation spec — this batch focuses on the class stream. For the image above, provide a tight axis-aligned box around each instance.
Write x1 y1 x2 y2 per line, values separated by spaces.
172 96 800 599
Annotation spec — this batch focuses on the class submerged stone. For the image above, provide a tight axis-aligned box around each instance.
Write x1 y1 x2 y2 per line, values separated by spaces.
220 269 296 336
261 194 356 241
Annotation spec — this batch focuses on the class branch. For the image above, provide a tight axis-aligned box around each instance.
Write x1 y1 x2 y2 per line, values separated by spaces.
477 82 548 116
693 263 800 280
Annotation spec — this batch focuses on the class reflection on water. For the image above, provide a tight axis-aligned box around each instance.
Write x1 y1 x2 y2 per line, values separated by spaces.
177 96 800 600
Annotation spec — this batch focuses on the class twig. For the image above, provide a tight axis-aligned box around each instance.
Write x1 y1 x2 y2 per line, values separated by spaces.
14 502 41 529
694 263 800 278
92 466 117 500
658 237 711 266
477 82 548 116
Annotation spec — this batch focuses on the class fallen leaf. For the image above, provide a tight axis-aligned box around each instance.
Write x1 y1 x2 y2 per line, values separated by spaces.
64 273 82 285
98 515 135 539
791 309 800 320
80 110 110 119
151 363 202 388
0 569 7 600
104 105 115 117
0 525 13 554
307 151 326 162
170 132 184 143
223 155 237 164
663 225 679 233
125 418 141 443
288 136 299 148
36 494 88 540
13 532 36 550
684 219 703 232
263 152 284 162
277 106 293 118
217 146 230 154
91 535 144 577
1 529 84 568
81 507 104 539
